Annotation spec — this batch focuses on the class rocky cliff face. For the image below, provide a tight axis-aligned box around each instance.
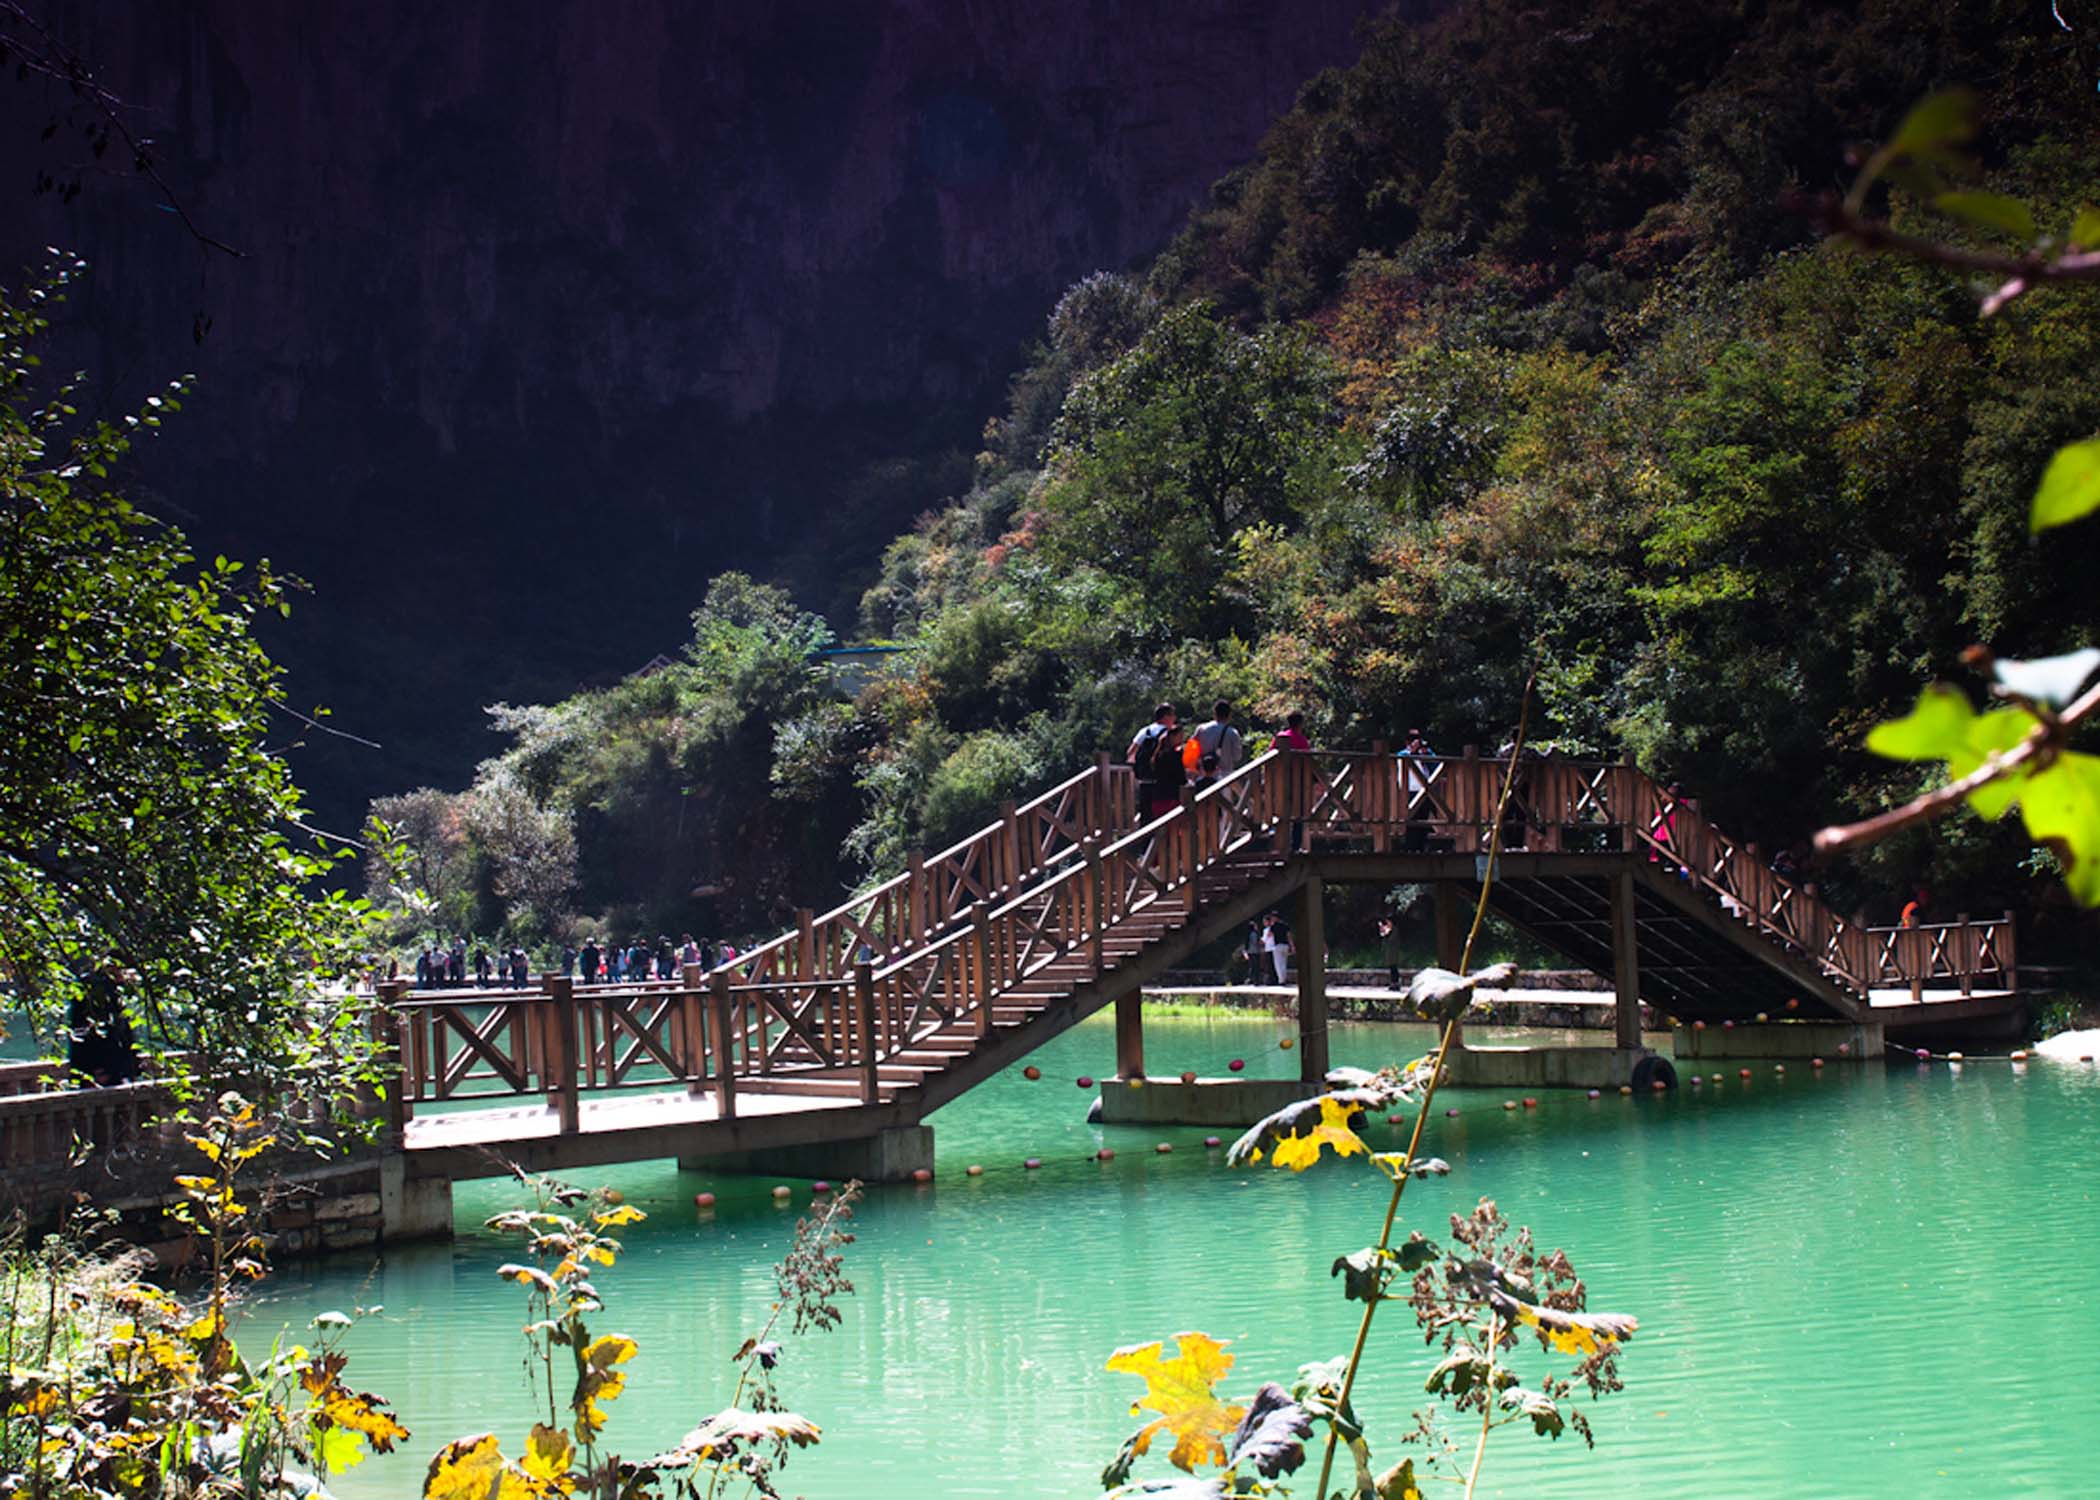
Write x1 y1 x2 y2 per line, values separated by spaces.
2 0 1414 818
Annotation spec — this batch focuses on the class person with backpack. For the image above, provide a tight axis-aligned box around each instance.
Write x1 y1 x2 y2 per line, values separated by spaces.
1188 701 1244 780
1125 702 1182 822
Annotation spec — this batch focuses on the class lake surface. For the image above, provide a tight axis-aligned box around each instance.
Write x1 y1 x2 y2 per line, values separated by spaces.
255 1013 2100 1497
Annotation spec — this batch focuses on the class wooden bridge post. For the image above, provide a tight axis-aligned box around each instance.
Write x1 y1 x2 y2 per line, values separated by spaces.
1115 993 1145 1081
972 919 994 1038
1433 880 1467 1049
371 980 410 1132
854 960 880 1103
907 851 928 944
1084 837 1107 974
1094 751 1113 835
1179 788 1200 911
680 963 707 1095
1956 914 1973 997
1000 799 1023 892
709 970 737 1120
2002 909 2018 990
1294 875 1329 1083
1370 740 1390 853
1456 746 1481 853
542 974 580 1136
1610 871 1643 1050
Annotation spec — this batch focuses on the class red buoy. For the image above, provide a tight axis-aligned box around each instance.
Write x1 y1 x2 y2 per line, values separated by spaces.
1586 1088 1601 1099
1097 1148 1115 1162
811 1180 831 1195
1077 1075 1093 1089
1228 1058 1246 1072
1023 1157 1042 1169
694 1192 716 1209
1786 997 1800 1011
1203 1136 1221 1148
911 1168 933 1183
1023 1066 1041 1081
1522 1097 1538 1109
1180 1070 1197 1084
1739 1068 1752 1078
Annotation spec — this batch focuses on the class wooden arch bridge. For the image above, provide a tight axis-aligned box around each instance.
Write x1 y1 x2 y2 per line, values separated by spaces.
2 747 2018 1231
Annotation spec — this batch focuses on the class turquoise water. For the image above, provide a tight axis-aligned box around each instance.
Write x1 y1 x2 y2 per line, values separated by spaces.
255 1015 2100 1497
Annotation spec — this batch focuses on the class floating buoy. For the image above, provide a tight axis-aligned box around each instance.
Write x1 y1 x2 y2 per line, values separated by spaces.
1618 1085 1633 1096
1837 1042 1851 1056
1586 1088 1601 1099
1651 1078 1669 1090
812 1180 831 1195
1097 1148 1115 1162
1773 1064 1785 1074
1127 1077 1144 1089
1156 1142 1172 1154
1688 1075 1702 1087
2011 1050 2029 1062
1023 1066 1041 1081
1446 1107 1460 1117
1522 1097 1538 1109
1915 1048 1931 1061
1948 1051 1965 1063
1755 1012 1769 1024
1203 1136 1221 1148
1023 1157 1042 1170
1710 1073 1722 1083
1722 1019 1735 1030
911 1168 933 1183
1279 1037 1294 1050
1077 1075 1094 1089
1181 1070 1197 1085
1387 1112 1404 1124
1811 1057 1824 1068
1786 997 1800 1011
965 1164 983 1177
604 1189 624 1205
694 1192 716 1209
1738 1068 1752 1079
772 1185 792 1200
1692 1019 1707 1031
1229 1058 1246 1072
2082 1056 2095 1064
1503 1100 1517 1111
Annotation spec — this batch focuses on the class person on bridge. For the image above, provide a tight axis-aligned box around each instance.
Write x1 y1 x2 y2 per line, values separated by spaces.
579 937 601 985
1276 711 1312 848
1189 701 1244 779
1126 702 1179 822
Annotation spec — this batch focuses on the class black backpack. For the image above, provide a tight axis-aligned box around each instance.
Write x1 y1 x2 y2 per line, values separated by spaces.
1131 725 1166 780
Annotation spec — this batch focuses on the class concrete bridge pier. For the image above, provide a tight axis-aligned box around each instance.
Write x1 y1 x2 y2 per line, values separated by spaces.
682 1125 936 1184
379 1155 456 1242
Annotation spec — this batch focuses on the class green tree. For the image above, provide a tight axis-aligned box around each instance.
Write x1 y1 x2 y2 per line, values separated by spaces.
0 257 371 1088
1042 302 1336 624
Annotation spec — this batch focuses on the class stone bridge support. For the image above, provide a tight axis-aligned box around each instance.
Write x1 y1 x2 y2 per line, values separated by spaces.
684 1124 935 1183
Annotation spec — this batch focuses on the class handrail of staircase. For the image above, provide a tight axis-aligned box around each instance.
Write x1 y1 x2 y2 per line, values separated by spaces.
717 758 1126 984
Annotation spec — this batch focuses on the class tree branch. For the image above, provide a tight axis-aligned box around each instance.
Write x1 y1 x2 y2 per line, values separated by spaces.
1786 190 2100 316
1813 675 2100 855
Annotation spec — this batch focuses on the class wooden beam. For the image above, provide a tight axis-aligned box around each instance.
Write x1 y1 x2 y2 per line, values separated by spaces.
1115 992 1144 1080
1295 875 1329 1083
1610 871 1642 1049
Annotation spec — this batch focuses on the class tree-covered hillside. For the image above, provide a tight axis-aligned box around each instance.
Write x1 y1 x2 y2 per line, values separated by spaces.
369 0 2100 951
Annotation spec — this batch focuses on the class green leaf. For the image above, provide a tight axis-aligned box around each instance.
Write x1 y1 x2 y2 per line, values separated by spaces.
1952 708 2040 822
2031 440 2100 533
2069 206 2100 250
1500 1386 1565 1439
1991 649 2100 710
1330 1247 1396 1304
1932 190 2037 243
2017 753 2100 906
1864 685 1974 761
1424 1344 1496 1397
1887 89 1978 158
314 1424 366 1473
1224 1383 1311 1479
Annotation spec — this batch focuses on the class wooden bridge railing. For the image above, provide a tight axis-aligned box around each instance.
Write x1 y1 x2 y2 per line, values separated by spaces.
365 747 2015 1130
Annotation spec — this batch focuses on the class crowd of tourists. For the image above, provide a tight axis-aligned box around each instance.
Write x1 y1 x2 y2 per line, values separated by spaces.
400 933 746 990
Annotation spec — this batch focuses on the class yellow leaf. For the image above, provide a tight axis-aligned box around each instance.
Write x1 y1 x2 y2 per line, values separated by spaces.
524 1422 574 1485
187 1136 223 1163
1104 1333 1247 1472
422 1434 506 1500
592 1205 646 1227
1511 1301 1640 1358
323 1388 412 1452
496 1264 558 1296
1267 1096 1369 1172
1376 1456 1424 1500
583 1334 637 1371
